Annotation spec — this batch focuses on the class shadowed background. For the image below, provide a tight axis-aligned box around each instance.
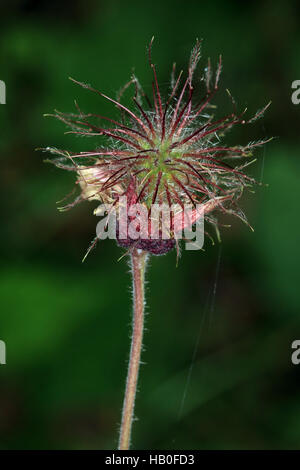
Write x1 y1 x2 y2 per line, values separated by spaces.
0 0 299 449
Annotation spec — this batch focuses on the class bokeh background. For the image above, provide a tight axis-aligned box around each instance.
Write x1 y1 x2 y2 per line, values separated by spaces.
0 0 299 450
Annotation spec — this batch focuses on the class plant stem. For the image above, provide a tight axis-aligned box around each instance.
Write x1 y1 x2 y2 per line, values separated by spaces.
118 248 148 450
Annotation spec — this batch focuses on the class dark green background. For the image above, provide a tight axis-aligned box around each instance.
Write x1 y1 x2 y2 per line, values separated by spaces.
0 0 299 449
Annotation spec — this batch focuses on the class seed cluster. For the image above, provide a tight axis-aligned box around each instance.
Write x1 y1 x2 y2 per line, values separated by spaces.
45 39 270 255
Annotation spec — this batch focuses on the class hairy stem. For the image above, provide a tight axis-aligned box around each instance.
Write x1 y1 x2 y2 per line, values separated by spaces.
118 248 148 450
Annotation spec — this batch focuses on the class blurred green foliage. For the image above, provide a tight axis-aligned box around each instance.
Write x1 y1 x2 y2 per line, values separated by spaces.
0 0 299 449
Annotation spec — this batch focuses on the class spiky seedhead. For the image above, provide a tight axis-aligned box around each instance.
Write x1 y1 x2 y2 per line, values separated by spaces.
44 39 271 256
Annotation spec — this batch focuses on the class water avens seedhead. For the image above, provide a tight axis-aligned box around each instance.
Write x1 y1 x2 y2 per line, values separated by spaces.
44 39 270 257
44 39 270 450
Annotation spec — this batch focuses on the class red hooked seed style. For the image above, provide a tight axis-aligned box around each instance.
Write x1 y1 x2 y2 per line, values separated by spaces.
44 38 271 257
